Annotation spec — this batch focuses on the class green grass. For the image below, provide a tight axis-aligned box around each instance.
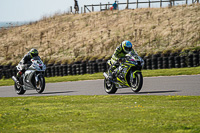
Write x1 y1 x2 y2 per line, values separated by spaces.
1 67 200 132
1 66 200 87
142 66 200 77
0 95 200 132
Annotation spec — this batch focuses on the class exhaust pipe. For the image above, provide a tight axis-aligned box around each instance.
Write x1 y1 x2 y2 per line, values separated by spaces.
12 76 19 84
103 72 109 79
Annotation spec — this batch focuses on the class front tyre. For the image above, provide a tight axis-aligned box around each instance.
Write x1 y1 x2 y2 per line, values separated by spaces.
14 83 26 95
104 78 118 94
36 75 45 94
130 72 143 93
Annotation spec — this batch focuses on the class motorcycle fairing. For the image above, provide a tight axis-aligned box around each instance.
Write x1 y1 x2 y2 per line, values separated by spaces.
116 64 132 87
116 61 142 87
23 70 36 90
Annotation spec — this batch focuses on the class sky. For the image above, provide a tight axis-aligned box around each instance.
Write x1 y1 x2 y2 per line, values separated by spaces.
0 0 189 22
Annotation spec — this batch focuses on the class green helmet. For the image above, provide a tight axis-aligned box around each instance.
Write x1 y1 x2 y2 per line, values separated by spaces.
30 48 38 57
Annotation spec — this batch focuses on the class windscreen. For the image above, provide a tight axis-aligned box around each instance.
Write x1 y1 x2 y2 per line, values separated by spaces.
32 56 41 60
128 50 137 56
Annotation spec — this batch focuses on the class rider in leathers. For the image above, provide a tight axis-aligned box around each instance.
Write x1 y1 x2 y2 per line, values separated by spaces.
108 40 136 79
16 48 39 81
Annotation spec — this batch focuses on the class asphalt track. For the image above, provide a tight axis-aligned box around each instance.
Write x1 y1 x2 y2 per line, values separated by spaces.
0 75 200 97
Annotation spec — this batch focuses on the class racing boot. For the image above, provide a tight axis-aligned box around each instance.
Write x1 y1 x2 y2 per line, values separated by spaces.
108 70 113 79
16 71 22 79
109 63 117 78
108 69 117 81
16 71 22 85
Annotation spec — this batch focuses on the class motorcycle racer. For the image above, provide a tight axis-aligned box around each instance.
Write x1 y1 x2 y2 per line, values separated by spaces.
16 48 40 81
108 40 136 79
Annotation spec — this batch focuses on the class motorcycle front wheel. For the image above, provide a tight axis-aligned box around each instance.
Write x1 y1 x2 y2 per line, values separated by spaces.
104 78 118 94
36 75 45 94
130 72 143 93
14 82 26 95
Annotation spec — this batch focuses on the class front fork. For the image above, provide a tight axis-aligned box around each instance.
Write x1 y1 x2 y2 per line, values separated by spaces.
35 73 39 84
35 73 42 88
130 70 134 83
130 70 141 83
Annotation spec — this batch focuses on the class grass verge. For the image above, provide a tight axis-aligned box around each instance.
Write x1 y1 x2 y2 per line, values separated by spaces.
0 95 200 132
1 66 200 87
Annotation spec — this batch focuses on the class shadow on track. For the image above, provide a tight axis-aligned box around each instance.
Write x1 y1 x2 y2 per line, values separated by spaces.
116 90 180 95
24 91 75 95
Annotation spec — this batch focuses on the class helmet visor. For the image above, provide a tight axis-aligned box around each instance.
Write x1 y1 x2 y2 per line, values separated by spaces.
124 47 132 52
31 53 38 57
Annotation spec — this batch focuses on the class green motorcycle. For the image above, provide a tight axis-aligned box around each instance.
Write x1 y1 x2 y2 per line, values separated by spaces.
103 51 144 94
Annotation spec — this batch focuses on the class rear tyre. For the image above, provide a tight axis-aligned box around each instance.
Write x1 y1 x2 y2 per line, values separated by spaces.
36 75 45 94
14 83 26 95
104 78 118 94
130 72 143 93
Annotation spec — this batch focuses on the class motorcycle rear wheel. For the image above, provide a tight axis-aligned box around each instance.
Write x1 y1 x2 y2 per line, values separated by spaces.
14 83 26 95
36 75 45 94
104 78 118 94
130 72 143 93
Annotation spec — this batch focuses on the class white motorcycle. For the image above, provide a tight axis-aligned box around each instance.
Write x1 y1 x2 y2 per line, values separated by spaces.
12 56 46 95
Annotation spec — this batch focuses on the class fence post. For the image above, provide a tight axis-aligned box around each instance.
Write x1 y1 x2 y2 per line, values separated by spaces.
149 0 151 8
127 0 129 9
170 0 172 7
137 0 139 8
70 6 72 13
100 3 102 11
84 5 86 13
118 1 120 10
186 0 188 5
81 7 83 14
92 4 94 12
160 0 162 7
